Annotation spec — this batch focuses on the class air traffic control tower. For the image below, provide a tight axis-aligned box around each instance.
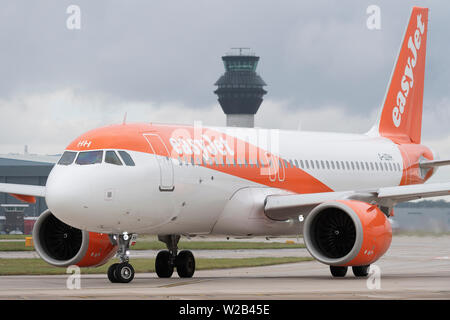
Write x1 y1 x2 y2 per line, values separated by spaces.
214 48 267 127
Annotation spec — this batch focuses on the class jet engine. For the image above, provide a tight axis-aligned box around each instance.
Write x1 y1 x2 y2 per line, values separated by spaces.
303 200 392 267
33 210 118 267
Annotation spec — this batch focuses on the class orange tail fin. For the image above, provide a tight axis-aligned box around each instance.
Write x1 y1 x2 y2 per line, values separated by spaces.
374 7 428 144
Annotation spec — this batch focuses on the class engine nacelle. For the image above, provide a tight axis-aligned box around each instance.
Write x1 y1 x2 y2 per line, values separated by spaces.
303 200 392 267
33 210 118 267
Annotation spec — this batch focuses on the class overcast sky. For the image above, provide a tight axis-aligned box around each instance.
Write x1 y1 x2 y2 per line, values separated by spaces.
0 0 449 185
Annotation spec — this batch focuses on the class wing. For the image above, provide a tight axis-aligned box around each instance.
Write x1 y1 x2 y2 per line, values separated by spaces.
419 159 450 168
265 182 450 221
0 183 46 203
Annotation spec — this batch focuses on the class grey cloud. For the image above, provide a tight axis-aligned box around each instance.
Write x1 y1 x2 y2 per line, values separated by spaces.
0 0 449 143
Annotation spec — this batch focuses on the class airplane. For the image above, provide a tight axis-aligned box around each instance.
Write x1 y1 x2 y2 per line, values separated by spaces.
1 6 449 283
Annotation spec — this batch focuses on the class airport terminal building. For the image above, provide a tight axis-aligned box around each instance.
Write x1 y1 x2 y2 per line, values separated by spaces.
0 154 59 234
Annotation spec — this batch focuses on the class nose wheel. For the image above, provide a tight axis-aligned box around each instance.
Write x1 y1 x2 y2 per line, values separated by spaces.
107 233 136 283
108 262 135 283
156 235 196 278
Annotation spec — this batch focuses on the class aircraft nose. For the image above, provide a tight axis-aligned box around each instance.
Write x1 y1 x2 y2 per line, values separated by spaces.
45 166 94 229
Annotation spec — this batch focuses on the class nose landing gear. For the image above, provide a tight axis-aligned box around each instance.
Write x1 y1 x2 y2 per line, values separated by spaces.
156 235 196 278
106 233 195 283
107 233 136 283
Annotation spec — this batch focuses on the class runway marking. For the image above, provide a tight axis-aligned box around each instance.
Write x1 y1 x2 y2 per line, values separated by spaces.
157 279 209 288
434 256 449 260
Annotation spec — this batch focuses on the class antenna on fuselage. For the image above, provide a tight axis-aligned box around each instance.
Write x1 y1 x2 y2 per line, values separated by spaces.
122 112 127 125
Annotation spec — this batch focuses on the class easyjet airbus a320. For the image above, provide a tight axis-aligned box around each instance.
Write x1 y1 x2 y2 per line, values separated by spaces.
1 7 449 283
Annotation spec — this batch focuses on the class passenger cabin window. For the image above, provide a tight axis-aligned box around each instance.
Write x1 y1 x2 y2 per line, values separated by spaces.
105 151 123 166
58 151 77 165
76 150 103 165
118 151 135 166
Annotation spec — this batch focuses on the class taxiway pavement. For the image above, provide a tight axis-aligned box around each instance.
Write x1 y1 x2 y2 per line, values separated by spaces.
0 236 449 299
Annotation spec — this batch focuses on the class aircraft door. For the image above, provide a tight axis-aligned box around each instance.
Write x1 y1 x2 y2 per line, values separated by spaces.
143 133 175 191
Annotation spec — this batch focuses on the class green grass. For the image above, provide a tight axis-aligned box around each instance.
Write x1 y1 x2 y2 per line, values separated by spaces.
132 241 305 251
0 235 29 240
0 240 305 252
0 242 34 251
0 257 313 276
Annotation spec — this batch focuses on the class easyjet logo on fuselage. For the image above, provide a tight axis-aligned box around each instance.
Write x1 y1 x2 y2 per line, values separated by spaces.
392 14 425 127
169 135 234 160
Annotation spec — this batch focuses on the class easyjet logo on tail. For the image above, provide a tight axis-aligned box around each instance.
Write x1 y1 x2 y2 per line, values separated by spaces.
392 14 425 127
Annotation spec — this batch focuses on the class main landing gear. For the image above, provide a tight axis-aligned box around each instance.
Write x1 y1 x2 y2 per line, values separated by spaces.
156 235 196 278
330 265 370 278
108 233 135 283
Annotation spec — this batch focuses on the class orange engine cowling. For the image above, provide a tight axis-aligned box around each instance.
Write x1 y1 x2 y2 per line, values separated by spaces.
303 200 392 267
33 210 118 268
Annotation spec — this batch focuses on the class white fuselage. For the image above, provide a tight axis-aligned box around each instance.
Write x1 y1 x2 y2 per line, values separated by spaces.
45 125 419 237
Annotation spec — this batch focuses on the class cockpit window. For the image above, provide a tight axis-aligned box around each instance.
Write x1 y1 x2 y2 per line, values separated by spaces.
75 150 103 165
118 151 135 166
105 151 123 166
58 151 77 165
